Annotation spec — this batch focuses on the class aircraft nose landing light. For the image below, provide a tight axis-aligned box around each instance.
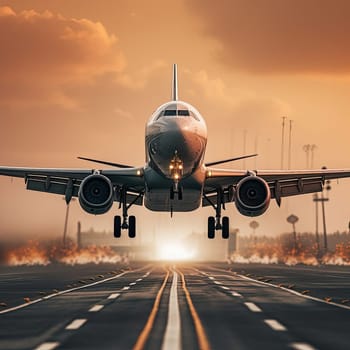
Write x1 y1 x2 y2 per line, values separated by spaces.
169 152 183 182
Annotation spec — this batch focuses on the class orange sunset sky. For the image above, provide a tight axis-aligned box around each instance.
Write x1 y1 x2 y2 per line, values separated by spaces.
1 0 350 241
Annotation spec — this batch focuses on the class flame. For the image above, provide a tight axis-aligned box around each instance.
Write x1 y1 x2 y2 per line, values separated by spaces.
6 240 50 266
3 240 124 266
231 236 350 266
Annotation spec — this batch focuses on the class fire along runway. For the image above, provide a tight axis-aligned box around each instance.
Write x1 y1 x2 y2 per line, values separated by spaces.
0 263 350 350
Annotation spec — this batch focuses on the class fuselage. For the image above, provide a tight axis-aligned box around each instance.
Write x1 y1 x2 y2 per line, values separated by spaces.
144 100 207 212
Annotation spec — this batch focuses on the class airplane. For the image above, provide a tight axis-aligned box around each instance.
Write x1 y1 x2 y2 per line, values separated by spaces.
1 64 350 239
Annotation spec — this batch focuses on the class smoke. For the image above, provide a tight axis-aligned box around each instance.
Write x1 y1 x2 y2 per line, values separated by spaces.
1 239 125 266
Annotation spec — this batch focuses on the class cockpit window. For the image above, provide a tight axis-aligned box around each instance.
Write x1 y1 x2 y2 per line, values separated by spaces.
150 101 202 122
164 110 177 116
177 110 190 116
159 109 191 118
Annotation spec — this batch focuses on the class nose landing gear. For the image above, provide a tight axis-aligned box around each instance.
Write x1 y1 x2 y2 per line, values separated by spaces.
170 182 183 200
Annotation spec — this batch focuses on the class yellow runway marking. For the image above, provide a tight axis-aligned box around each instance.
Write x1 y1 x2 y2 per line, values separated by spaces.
133 269 170 350
178 269 211 350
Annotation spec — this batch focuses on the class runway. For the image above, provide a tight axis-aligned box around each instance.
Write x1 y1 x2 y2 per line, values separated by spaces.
0 262 349 350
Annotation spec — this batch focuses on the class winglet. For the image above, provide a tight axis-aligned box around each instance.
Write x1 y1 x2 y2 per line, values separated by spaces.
172 64 178 101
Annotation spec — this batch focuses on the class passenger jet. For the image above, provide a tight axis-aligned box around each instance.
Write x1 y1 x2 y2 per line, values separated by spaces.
1 65 350 239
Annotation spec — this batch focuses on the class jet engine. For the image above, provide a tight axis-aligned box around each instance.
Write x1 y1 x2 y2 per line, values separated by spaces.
235 176 271 217
78 174 114 215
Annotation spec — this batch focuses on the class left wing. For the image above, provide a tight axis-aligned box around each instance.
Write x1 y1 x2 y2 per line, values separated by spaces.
0 166 145 205
203 167 350 207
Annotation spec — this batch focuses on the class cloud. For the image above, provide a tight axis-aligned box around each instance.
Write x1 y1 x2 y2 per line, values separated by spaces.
187 0 350 74
184 69 290 127
0 6 125 107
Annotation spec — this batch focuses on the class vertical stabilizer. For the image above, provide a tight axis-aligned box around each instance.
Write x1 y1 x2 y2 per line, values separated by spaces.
172 64 178 101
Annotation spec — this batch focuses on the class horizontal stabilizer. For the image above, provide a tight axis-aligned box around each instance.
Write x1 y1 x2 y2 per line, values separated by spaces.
205 154 258 167
78 156 133 169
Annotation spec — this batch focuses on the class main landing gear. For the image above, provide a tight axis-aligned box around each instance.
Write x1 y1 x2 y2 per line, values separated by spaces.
114 187 141 239
204 189 230 240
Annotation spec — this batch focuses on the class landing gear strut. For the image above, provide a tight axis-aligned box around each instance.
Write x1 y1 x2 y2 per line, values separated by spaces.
204 189 230 239
170 182 183 200
114 187 142 238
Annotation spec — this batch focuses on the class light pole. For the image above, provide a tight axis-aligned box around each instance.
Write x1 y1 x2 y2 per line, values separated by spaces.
313 193 320 254
310 144 317 168
62 197 76 248
288 120 293 170
287 214 299 252
243 129 247 169
281 116 287 169
310 145 320 253
313 166 331 253
303 144 311 169
250 220 259 248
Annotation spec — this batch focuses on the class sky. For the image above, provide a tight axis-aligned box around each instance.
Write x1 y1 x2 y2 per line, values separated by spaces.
1 0 350 242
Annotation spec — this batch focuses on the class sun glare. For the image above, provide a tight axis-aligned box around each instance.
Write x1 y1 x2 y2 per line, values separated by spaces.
157 242 196 261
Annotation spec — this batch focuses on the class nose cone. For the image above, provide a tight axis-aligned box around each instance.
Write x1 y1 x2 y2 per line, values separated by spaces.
148 120 206 178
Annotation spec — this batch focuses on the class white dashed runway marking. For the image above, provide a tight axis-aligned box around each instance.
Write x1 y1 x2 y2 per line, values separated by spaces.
264 319 287 331
107 293 120 300
34 342 60 350
65 319 87 330
289 342 317 350
89 305 104 312
244 302 262 313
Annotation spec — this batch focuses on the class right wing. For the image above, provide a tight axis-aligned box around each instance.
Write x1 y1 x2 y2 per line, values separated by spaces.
203 167 350 207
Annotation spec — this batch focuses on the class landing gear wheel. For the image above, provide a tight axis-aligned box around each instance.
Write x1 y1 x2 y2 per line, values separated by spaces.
114 215 122 238
222 216 229 239
128 215 136 238
208 216 215 239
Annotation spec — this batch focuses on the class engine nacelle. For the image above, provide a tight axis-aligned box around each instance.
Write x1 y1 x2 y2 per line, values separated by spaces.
78 174 114 215
235 176 271 217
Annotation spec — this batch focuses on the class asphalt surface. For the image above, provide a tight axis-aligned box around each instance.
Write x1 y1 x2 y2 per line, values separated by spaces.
0 262 349 350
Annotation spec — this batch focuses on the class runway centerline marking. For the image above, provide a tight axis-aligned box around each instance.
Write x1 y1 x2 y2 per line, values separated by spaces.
122 286 130 290
133 270 170 350
264 319 287 331
65 319 87 330
130 282 137 285
213 281 222 285
108 293 120 300
289 342 317 350
89 304 104 312
162 271 181 350
34 342 60 350
178 270 211 350
136 278 143 282
231 292 243 297
244 302 262 313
